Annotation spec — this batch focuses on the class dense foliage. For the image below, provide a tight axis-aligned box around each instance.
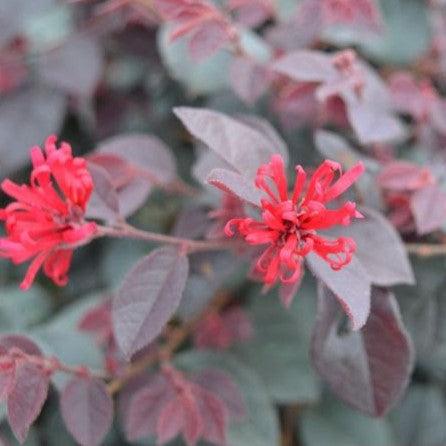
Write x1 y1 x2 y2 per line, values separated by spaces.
0 0 446 445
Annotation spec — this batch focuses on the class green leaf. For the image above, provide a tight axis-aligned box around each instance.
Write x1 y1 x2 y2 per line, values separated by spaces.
157 26 271 95
174 350 280 446
358 0 431 66
300 395 396 446
391 384 446 446
0 285 53 332
231 276 321 404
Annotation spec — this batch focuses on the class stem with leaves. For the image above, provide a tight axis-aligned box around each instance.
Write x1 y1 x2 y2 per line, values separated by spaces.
107 291 231 395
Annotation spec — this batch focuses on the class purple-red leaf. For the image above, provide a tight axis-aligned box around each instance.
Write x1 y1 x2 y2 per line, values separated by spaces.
207 168 262 207
229 57 271 105
96 134 176 185
37 36 103 97
306 254 371 330
0 335 42 355
125 375 173 441
377 160 434 192
94 134 177 217
113 247 189 357
311 285 414 416
411 185 446 235
192 368 246 419
60 377 113 446
7 362 49 443
346 99 406 144
329 208 414 286
195 387 228 445
86 162 121 223
272 50 336 82
189 21 231 60
156 398 185 444
174 107 288 180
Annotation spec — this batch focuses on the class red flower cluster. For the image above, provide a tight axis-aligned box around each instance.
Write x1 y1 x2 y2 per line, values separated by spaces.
0 136 96 290
226 154 364 289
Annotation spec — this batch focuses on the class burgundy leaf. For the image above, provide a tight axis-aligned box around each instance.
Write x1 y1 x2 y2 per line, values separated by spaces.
0 86 66 175
346 99 407 145
192 368 246 419
229 57 271 105
207 168 262 207
37 36 103 97
60 377 113 446
189 20 232 60
113 246 189 357
329 208 415 286
174 107 288 180
96 134 176 184
86 163 121 223
195 387 228 445
306 253 371 330
236 115 288 157
94 134 177 216
0 335 41 355
178 393 203 445
410 185 446 235
125 375 173 441
0 363 14 402
7 362 49 443
272 50 336 82
311 285 414 416
156 398 185 444
377 160 434 192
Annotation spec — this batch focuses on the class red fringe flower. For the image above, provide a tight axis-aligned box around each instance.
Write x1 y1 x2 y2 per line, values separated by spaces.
225 154 364 290
0 136 96 290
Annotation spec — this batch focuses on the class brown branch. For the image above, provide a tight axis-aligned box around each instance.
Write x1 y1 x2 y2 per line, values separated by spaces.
97 223 238 254
106 291 231 395
405 243 446 257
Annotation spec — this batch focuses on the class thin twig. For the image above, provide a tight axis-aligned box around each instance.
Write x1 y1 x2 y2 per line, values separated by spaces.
96 223 237 254
405 243 446 257
107 292 231 395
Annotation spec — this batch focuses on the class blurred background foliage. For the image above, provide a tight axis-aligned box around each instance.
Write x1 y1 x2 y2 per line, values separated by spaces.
1 0 446 445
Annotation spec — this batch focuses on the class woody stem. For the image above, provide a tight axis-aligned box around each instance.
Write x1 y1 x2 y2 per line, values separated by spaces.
106 291 231 395
405 242 446 257
96 222 238 253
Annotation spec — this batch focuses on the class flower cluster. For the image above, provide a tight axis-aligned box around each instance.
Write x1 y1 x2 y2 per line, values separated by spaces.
0 136 96 290
226 154 364 289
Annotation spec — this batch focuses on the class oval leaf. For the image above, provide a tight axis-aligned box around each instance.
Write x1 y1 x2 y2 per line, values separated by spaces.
207 168 262 207
60 377 113 446
328 208 415 286
306 253 371 330
7 362 49 443
174 107 288 180
86 163 121 223
113 246 189 357
311 285 414 416
410 185 446 235
96 134 177 186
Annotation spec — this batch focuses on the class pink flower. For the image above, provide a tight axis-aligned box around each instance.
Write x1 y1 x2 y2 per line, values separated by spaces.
225 154 364 289
0 136 97 290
